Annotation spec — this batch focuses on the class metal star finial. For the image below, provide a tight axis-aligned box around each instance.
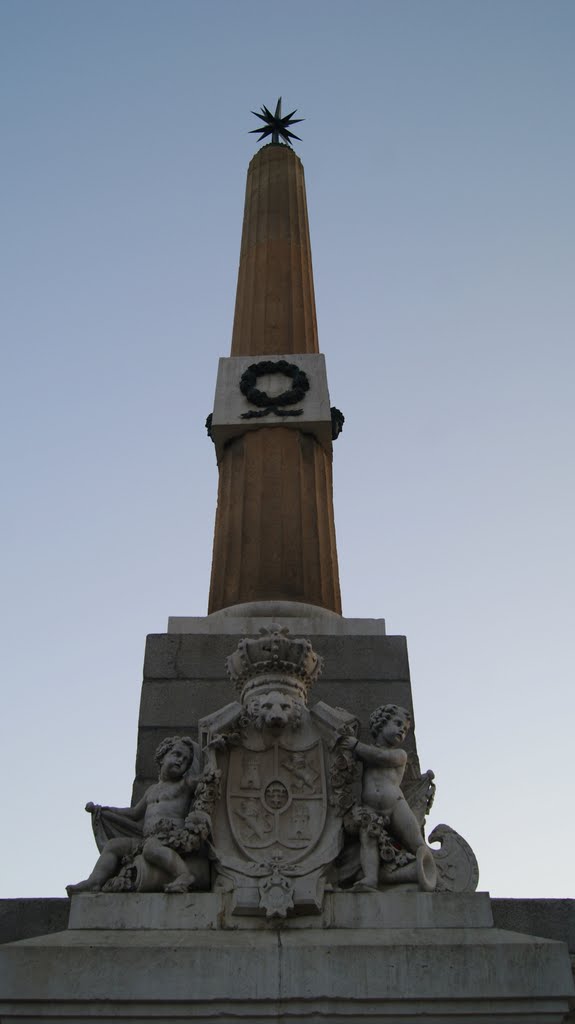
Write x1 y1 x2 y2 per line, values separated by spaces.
249 97 304 147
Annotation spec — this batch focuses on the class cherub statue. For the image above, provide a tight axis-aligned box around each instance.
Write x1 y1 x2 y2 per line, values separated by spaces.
338 704 437 891
66 736 210 895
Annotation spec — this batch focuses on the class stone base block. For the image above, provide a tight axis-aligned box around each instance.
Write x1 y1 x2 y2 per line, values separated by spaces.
0 893 572 1022
66 890 495 931
134 626 415 800
168 601 386 635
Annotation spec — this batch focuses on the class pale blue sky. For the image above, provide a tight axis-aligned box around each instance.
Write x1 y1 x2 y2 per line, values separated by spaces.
1 0 574 898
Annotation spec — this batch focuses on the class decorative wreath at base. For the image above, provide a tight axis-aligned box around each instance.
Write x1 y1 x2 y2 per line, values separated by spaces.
239 359 309 419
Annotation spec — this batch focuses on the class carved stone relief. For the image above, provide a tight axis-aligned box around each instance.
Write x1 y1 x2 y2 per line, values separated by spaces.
68 625 478 913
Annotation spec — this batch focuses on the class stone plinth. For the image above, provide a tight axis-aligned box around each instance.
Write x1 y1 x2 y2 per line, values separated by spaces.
0 892 572 1022
168 601 386 635
67 889 495 930
133 620 415 800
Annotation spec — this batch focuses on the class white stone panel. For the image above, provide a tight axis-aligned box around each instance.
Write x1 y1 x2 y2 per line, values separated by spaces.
209 353 333 459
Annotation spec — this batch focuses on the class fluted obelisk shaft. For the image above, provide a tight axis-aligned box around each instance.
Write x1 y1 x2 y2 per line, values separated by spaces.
208 144 341 614
231 144 319 356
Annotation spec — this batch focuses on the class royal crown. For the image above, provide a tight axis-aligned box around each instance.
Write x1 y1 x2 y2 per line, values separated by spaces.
226 624 322 703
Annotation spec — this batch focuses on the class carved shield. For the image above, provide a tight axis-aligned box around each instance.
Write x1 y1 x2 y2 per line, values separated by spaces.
227 739 327 864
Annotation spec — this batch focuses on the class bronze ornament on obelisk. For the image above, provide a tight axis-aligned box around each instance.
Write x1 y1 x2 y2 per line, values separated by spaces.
208 119 342 614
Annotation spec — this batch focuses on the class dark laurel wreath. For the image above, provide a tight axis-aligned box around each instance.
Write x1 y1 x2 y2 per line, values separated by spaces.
239 359 309 419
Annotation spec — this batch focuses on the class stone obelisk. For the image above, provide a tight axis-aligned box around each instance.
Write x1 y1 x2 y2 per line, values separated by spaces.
1 103 572 1024
208 141 341 614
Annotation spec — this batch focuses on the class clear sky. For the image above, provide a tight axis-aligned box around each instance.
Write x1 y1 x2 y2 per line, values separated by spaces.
1 0 574 900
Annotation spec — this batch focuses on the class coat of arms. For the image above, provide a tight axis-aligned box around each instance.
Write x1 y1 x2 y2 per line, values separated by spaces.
227 739 326 862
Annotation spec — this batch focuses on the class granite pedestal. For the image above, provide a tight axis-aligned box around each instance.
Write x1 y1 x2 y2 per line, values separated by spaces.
0 892 572 1022
2 604 572 1022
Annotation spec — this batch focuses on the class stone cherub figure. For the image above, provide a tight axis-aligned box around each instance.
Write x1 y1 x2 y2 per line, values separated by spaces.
338 704 437 891
67 736 210 895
